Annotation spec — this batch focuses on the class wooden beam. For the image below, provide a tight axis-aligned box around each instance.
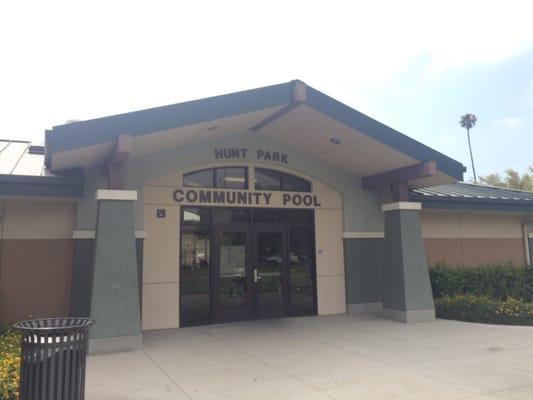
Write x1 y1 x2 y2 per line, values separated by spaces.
362 160 436 190
390 182 409 202
105 134 132 189
250 81 307 132
110 134 132 164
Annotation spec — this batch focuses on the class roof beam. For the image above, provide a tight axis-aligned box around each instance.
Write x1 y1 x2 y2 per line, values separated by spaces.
110 134 132 164
105 134 132 189
250 80 306 132
362 160 437 190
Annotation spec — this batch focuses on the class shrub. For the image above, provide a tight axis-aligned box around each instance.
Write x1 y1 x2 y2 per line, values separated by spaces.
429 263 533 301
435 295 533 325
0 329 20 400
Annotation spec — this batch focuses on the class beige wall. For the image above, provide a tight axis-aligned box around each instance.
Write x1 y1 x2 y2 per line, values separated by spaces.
0 199 76 324
421 211 528 267
142 163 345 330
315 208 346 314
1 199 75 239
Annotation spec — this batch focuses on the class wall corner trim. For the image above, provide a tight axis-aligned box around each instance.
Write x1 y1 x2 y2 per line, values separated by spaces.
343 232 385 239
73 230 147 239
381 202 422 212
95 189 138 201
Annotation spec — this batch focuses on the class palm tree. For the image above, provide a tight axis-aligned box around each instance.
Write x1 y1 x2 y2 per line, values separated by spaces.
459 113 478 183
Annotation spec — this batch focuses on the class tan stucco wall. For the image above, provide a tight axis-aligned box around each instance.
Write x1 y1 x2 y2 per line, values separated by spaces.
0 199 76 324
421 211 528 267
1 199 75 239
141 163 345 330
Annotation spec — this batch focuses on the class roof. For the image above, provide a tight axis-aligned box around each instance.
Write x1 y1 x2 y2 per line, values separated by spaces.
0 140 47 176
410 182 533 212
45 80 466 183
0 140 84 198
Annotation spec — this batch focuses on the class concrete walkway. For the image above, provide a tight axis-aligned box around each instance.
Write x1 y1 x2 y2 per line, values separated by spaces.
86 314 533 399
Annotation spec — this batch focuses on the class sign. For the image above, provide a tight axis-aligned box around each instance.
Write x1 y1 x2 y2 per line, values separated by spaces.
172 188 321 207
214 148 288 164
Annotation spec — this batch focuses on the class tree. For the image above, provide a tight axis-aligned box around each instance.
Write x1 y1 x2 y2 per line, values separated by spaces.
459 113 478 183
479 167 533 191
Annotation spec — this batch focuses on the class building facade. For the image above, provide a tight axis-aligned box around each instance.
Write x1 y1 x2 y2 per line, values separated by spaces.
1 81 532 353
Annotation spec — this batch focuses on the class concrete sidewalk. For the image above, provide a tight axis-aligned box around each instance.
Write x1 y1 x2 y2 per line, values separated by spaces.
86 314 533 399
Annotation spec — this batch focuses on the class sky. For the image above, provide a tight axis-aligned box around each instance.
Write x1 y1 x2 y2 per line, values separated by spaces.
1 0 532 181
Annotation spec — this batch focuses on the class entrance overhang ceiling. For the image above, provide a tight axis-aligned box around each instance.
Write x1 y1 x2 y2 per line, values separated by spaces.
45 80 465 188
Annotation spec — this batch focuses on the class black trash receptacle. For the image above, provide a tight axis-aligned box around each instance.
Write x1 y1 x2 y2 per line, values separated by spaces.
13 317 95 400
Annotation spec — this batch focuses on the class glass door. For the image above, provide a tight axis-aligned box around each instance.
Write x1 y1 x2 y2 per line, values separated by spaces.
213 227 252 323
253 227 288 319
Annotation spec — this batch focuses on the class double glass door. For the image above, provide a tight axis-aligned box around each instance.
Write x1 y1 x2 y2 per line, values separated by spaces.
180 207 316 327
213 225 287 323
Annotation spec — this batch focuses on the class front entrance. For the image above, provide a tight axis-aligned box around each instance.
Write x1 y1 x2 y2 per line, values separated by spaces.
180 207 316 326
213 225 287 323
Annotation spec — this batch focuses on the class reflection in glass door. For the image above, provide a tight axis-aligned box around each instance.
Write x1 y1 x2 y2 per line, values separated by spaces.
180 207 317 327
254 229 287 318
214 229 251 322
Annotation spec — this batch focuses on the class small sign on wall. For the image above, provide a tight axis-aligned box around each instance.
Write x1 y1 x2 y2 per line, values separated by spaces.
156 209 166 218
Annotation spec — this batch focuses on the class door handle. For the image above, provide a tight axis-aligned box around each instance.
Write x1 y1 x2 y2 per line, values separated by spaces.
253 269 260 283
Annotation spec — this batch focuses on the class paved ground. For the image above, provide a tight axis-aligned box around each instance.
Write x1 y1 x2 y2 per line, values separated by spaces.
86 314 533 399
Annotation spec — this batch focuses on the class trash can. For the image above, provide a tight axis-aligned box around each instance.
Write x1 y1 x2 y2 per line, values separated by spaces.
13 317 95 400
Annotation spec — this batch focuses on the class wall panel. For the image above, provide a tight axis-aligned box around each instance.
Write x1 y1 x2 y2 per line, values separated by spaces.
422 211 527 267
0 239 73 324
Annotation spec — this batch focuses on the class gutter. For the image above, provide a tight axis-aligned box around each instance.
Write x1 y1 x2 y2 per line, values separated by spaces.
0 174 84 198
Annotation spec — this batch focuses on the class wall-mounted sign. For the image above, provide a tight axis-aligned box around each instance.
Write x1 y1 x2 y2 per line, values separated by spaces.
214 148 288 164
172 188 321 208
156 209 166 218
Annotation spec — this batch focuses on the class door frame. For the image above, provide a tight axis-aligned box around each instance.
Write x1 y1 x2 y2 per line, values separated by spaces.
179 206 318 327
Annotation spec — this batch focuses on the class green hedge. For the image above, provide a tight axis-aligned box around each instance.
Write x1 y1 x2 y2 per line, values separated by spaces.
429 263 533 301
435 295 533 325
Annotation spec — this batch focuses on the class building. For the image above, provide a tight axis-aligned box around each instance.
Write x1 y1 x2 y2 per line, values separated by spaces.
1 80 532 353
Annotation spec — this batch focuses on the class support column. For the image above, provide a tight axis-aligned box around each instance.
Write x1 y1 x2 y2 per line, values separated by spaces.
381 202 435 323
89 189 142 353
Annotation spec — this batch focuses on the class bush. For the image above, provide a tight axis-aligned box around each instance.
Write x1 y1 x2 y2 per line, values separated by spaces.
0 329 20 400
429 263 533 301
435 295 533 325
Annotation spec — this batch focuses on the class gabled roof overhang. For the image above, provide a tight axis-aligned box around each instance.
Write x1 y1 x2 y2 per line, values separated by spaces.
45 80 466 187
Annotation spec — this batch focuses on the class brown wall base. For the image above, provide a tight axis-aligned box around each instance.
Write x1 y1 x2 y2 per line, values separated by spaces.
0 239 74 325
424 238 526 267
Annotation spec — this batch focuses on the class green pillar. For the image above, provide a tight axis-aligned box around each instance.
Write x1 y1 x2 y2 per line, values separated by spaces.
381 202 435 322
89 190 142 353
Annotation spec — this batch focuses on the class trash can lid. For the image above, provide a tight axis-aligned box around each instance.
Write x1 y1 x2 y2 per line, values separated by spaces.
13 317 95 333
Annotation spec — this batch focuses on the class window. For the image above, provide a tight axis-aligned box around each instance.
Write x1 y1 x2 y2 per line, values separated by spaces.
212 208 250 224
215 167 247 189
180 206 212 326
180 229 211 326
182 206 210 226
183 169 213 188
254 168 311 192
183 167 248 189
252 208 287 223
